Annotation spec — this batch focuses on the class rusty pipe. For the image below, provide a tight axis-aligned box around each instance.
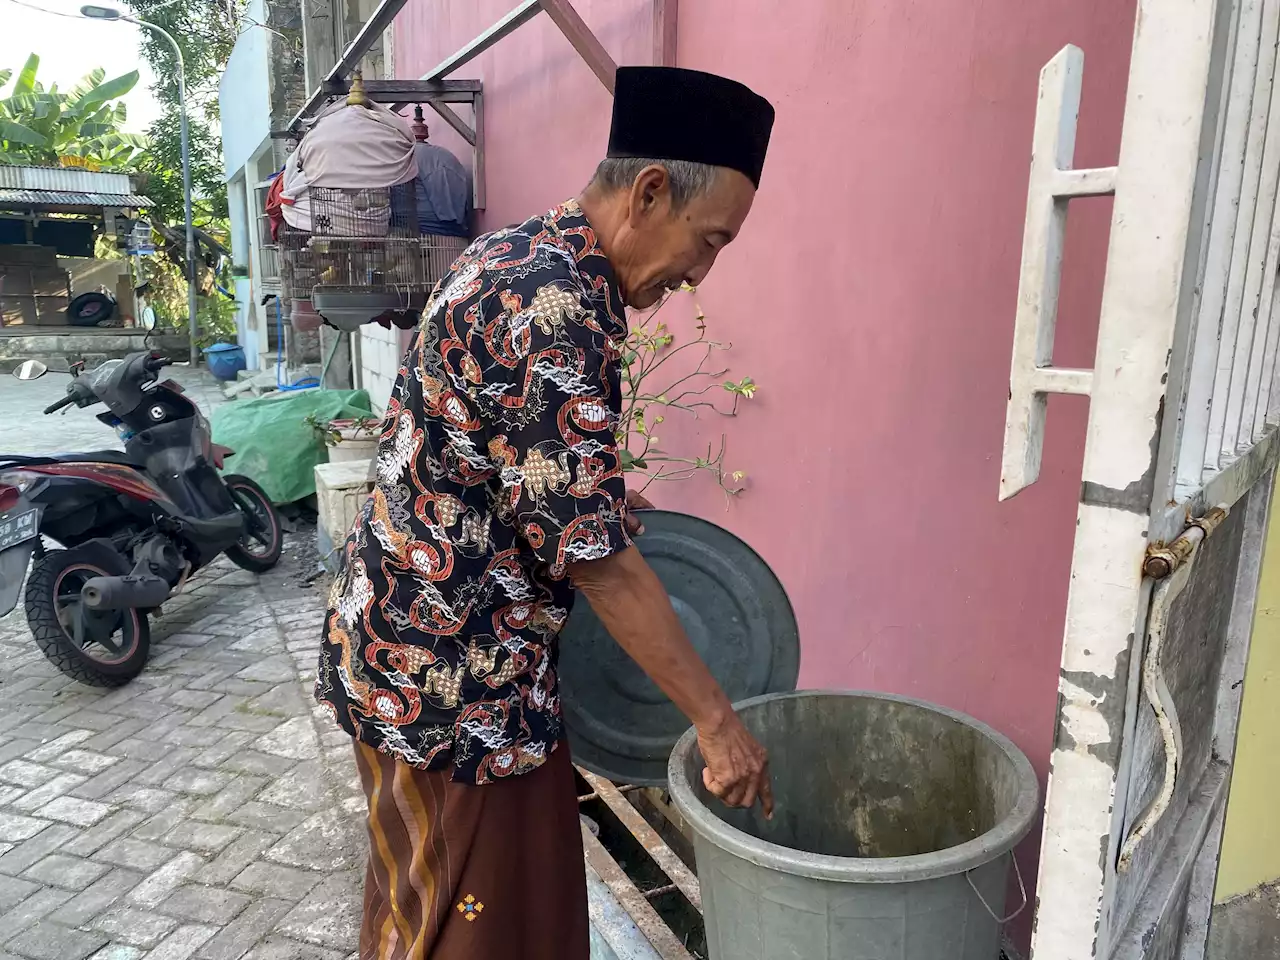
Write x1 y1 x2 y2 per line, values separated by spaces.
1142 505 1230 580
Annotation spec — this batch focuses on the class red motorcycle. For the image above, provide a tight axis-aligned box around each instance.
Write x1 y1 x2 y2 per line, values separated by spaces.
0 353 283 686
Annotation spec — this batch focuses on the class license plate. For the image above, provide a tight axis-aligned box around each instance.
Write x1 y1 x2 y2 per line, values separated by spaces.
0 508 38 551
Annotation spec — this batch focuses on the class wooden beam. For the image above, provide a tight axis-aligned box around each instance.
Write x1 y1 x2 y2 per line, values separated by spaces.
540 0 617 93
322 78 481 103
653 0 677 67
421 0 543 81
425 101 477 147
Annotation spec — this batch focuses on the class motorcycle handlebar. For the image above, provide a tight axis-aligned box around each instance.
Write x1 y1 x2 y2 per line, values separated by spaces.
144 355 173 373
43 393 77 415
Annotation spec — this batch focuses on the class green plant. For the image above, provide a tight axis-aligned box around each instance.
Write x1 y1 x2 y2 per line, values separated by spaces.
619 286 757 497
0 55 147 168
303 414 342 448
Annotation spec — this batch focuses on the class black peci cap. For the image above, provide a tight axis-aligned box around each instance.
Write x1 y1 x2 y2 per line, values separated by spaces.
606 67 775 188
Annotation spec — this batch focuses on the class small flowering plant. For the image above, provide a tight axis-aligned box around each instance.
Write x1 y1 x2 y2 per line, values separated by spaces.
617 284 757 496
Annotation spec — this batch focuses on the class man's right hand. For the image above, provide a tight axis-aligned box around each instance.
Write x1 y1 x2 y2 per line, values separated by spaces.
697 710 774 819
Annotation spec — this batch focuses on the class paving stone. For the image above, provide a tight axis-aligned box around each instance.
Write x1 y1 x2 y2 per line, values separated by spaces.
59 868 144 927
134 747 201 787
93 837 178 872
21 853 111 891
129 851 205 908
264 811 361 873
243 938 345 960
0 741 40 768
223 801 307 835
0 812 48 843
0 873 38 911
4 920 108 960
80 719 150 753
63 810 147 858
37 795 111 826
0 786 23 806
255 761 328 811
69 759 150 801
0 884 74 938
11 772 87 811
276 872 361 951
90 904 181 947
132 798 197 842
185 697 237 727
195 898 291 960
0 825 78 876
163 767 236 798
46 749 121 775
103 785 178 814
189 776 267 823
253 718 319 762
162 822 243 855
218 712 287 734
229 862 323 901
201 830 276 886
148 923 219 960
88 946 146 960
189 733 255 771
161 727 227 748
24 730 94 761
228 628 280 655
162 634 217 650
158 884 252 925
0 760 59 789
217 751 295 778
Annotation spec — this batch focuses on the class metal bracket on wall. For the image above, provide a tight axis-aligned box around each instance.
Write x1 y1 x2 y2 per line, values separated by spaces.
998 45 1119 501
279 0 631 212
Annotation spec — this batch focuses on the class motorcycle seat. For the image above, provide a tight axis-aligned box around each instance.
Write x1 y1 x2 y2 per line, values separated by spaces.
0 450 143 467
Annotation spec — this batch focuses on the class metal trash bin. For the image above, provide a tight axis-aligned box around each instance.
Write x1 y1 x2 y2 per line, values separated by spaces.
668 690 1039 959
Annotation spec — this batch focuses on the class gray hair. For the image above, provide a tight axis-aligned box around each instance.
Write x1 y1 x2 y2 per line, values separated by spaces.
590 157 718 208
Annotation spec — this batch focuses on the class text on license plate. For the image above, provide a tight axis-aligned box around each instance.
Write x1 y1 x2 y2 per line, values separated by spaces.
0 509 38 551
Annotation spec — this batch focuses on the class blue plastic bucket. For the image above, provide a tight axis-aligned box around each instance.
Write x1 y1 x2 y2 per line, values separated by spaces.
204 342 247 381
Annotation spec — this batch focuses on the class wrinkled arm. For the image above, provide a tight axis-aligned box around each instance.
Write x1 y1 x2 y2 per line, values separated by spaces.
569 547 773 816
568 546 732 731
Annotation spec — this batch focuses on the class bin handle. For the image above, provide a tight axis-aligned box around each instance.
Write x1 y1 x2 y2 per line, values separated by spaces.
966 852 1027 924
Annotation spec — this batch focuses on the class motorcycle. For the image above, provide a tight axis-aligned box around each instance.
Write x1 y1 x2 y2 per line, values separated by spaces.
0 352 284 686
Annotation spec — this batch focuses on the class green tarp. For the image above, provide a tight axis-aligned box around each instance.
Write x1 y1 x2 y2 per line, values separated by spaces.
212 389 374 504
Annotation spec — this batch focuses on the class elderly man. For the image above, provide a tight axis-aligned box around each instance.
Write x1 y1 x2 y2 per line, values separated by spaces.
316 66 775 960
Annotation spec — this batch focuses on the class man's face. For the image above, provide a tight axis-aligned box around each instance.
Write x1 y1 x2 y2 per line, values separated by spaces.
611 166 756 309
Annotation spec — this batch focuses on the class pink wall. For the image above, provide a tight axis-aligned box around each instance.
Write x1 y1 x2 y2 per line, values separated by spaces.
397 0 1136 944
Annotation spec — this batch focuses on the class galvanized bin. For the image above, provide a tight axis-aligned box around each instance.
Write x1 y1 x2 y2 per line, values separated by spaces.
668 690 1039 960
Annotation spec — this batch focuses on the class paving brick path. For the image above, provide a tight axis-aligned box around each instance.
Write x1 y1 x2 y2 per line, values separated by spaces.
0 553 363 960
0 365 365 959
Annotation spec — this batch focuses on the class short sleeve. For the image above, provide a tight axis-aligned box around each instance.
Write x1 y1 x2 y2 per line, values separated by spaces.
484 277 633 569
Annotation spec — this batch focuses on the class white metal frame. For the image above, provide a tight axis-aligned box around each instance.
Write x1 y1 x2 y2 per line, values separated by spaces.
1001 0 1280 956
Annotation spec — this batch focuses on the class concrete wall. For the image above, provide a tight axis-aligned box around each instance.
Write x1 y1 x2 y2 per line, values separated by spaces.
219 0 272 180
393 5 1138 946
1216 473 1280 901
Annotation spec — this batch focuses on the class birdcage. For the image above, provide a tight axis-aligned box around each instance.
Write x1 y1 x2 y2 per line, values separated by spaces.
277 224 316 301
304 183 469 330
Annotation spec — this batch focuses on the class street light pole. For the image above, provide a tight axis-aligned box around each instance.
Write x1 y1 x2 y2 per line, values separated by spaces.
81 5 198 367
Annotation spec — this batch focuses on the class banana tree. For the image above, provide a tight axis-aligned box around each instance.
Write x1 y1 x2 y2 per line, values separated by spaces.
0 55 148 169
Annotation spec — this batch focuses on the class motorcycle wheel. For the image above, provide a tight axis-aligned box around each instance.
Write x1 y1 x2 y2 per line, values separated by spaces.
224 474 284 573
25 545 150 687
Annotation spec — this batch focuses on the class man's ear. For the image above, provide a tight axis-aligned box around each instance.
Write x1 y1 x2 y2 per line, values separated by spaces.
627 165 670 228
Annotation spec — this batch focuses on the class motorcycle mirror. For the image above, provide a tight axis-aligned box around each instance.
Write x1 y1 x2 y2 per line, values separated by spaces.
12 360 48 381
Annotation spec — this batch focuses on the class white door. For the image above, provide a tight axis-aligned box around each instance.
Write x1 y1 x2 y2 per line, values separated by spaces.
1000 1 1280 956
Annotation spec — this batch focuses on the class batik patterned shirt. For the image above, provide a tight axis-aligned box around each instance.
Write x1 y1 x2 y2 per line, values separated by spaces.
315 200 633 784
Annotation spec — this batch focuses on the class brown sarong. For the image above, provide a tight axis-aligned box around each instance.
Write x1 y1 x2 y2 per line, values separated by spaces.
353 739 589 960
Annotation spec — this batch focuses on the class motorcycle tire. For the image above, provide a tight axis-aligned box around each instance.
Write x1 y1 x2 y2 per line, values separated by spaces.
224 474 284 573
25 544 150 687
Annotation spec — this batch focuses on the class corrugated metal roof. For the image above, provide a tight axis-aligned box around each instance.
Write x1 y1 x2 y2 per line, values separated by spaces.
0 189 152 209
0 165 136 194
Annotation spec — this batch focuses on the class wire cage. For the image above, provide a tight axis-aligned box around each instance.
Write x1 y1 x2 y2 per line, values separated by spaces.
307 184 468 296
278 224 317 302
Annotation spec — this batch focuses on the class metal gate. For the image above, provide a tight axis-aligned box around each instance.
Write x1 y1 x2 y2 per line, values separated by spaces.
1000 1 1280 957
